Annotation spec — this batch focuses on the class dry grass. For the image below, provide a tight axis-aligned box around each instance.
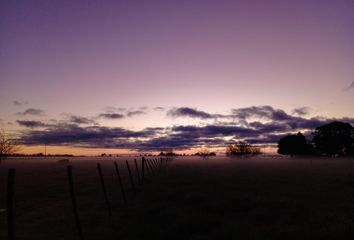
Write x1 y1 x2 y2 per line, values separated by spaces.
1 156 354 240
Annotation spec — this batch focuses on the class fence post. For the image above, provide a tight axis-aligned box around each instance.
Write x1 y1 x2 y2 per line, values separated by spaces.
125 160 136 193
134 159 141 185
141 157 145 183
146 159 154 176
67 166 85 240
97 163 112 216
114 162 127 204
159 158 163 171
7 168 16 240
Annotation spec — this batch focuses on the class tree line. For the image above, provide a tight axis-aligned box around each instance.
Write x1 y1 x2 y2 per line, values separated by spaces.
278 121 354 157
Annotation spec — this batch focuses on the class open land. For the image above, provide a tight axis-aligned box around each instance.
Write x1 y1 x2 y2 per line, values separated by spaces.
1 156 354 240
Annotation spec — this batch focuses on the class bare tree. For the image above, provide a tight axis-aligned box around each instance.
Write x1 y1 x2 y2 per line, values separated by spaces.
0 130 19 160
226 141 261 156
195 148 216 157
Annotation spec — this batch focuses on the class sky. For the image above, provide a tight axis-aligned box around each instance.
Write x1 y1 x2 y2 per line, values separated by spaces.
1 0 353 155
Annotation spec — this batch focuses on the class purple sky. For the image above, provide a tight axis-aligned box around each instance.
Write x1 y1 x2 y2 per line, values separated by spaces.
1 0 353 154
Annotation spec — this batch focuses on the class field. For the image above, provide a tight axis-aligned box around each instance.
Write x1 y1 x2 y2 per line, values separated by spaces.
1 156 354 240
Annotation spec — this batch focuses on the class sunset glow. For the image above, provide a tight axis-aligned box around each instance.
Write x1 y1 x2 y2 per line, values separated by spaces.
1 0 353 155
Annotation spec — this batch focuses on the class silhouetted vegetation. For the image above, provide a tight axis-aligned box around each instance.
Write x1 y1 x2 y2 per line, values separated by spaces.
0 130 20 160
158 150 178 156
194 148 216 157
278 132 313 157
226 141 261 156
313 121 353 157
6 153 74 157
278 121 354 157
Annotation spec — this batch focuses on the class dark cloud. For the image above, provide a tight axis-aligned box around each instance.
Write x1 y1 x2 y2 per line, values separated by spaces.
68 115 95 124
13 100 28 106
168 107 220 119
19 124 162 147
292 107 310 116
344 81 354 91
103 107 127 112
16 120 49 128
98 113 124 119
138 106 148 111
154 107 165 111
17 108 45 116
16 105 354 152
127 110 146 117
172 125 259 138
231 106 291 121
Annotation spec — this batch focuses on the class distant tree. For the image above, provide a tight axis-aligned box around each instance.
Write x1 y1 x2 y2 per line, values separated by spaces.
0 130 20 161
226 141 261 156
194 148 216 157
312 121 353 157
278 132 310 157
159 150 177 156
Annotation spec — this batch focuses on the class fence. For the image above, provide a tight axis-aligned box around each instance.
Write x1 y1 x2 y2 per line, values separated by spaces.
0 157 172 240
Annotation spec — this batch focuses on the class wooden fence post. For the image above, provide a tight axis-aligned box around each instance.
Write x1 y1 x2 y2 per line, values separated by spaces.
125 160 136 193
134 159 141 185
67 166 85 240
97 163 112 216
141 157 145 183
146 159 154 176
114 162 127 204
7 168 16 240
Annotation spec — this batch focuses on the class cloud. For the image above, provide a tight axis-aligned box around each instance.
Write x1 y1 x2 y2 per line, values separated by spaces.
98 113 124 119
138 106 148 111
13 100 28 106
154 107 165 111
17 108 45 116
16 120 49 128
231 106 291 121
167 107 221 119
292 107 310 116
68 115 96 125
344 81 354 91
16 105 354 152
127 110 146 117
19 124 163 147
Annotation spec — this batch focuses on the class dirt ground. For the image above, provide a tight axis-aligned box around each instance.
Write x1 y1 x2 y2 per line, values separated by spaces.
1 156 354 240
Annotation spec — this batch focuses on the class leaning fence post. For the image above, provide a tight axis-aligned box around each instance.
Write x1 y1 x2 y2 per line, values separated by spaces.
141 157 145 183
150 159 156 175
7 168 16 240
159 158 163 171
97 163 112 216
145 158 152 177
151 159 157 174
134 159 141 185
67 166 85 240
125 160 136 193
114 162 127 204
146 159 154 176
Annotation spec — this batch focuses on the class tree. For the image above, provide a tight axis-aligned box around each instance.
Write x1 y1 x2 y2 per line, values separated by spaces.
194 148 216 157
277 132 311 157
159 150 177 156
226 141 261 156
0 130 19 160
312 121 353 157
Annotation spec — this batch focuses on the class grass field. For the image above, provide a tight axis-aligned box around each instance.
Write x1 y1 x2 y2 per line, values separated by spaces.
1 156 354 240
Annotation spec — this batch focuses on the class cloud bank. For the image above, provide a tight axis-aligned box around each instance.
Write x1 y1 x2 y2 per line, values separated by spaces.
17 105 354 152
